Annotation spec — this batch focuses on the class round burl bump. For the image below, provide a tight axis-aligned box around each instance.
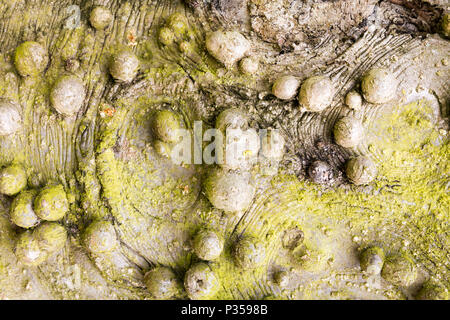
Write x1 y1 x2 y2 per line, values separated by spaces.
144 267 182 299
159 27 175 46
360 246 385 275
203 168 255 212
0 164 27 196
239 57 259 75
110 50 139 82
83 220 118 254
345 156 377 185
184 263 220 300
15 231 48 267
233 236 266 269
333 116 364 148
14 41 48 77
415 281 449 300
50 75 85 116
361 68 398 104
272 76 300 100
167 13 188 35
35 222 67 253
206 31 251 68
215 108 248 133
10 189 39 229
193 230 224 261
0 101 21 136
308 160 334 185
345 90 362 111
34 185 69 221
381 253 418 287
89 6 113 31
152 110 182 143
298 76 334 112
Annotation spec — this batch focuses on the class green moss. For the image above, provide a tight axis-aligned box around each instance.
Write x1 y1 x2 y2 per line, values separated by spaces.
167 13 188 36
14 41 48 77
381 253 418 287
55 27 85 62
278 99 448 289
233 236 266 269
179 41 193 54
416 281 449 300
152 110 183 143
159 27 175 46
83 95 448 299
15 230 48 267
153 140 172 158
1 7 444 300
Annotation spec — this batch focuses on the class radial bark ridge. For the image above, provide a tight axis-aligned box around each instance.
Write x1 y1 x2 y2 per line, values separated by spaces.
0 0 448 300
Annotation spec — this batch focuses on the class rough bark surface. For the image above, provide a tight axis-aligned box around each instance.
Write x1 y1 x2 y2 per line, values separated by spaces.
0 0 448 299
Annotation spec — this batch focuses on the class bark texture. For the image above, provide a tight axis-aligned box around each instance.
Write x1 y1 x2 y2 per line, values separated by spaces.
0 0 448 299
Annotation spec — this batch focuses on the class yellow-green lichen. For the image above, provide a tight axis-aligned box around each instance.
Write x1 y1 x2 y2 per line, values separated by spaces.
34 185 69 221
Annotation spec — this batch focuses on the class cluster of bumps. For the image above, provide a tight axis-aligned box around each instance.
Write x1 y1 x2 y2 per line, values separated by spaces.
0 164 69 266
0 6 137 270
0 7 276 300
0 5 449 300
272 67 398 186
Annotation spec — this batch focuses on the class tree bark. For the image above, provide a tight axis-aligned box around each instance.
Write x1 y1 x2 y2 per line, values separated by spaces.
0 0 448 299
